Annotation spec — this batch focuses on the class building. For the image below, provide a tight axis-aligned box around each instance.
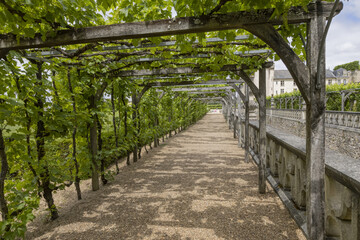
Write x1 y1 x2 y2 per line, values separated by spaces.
272 69 336 96
333 68 360 84
235 66 359 98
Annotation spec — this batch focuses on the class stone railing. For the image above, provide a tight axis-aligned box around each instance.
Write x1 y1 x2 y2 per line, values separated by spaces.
325 111 360 129
246 121 360 240
268 108 360 130
269 108 304 121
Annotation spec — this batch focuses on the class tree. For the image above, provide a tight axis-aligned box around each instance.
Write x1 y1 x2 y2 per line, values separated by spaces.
334 61 360 71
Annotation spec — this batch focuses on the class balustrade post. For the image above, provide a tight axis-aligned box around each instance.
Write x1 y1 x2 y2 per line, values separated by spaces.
301 98 306 121
270 95 274 118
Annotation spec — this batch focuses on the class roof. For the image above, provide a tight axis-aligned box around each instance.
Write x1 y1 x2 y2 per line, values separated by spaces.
274 69 336 80
333 68 347 77
326 69 336 78
274 70 292 79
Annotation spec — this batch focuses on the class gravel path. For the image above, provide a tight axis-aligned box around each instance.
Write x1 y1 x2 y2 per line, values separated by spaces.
26 113 305 240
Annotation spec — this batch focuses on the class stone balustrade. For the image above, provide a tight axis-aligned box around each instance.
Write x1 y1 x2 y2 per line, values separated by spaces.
268 108 360 130
269 108 304 121
325 111 360 129
242 121 360 239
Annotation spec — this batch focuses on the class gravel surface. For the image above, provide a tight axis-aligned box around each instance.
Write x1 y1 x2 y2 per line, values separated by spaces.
26 113 306 240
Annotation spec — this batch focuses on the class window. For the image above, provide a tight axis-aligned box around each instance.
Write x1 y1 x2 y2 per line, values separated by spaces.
275 81 278 85
280 89 284 94
280 80 285 86
344 79 347 84
338 79 341 84
328 79 332 85
293 81 296 86
276 90 278 95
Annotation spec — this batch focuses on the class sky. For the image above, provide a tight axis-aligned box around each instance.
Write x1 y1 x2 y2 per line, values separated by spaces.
275 1 360 70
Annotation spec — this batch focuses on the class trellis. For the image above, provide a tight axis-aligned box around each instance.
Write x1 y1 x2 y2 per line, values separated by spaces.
0 1 344 239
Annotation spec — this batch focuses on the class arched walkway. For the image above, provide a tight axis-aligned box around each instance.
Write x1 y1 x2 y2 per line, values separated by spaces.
26 114 305 240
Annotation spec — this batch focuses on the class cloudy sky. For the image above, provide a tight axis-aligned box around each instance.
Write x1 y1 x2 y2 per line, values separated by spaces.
275 1 360 70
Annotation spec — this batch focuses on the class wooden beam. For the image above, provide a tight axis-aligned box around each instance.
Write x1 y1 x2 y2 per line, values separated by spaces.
243 24 310 102
234 70 260 100
258 68 267 194
229 83 246 103
233 92 237 138
171 86 232 92
27 35 251 56
117 64 241 77
114 50 270 63
305 4 327 239
187 91 230 95
237 93 243 148
193 97 222 101
143 79 243 87
244 85 250 163
0 2 341 50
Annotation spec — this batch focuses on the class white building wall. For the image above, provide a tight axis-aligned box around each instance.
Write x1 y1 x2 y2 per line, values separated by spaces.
273 79 298 95
251 66 274 97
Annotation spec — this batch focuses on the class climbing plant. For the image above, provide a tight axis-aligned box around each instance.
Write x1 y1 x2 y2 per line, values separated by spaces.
268 83 360 111
0 0 337 238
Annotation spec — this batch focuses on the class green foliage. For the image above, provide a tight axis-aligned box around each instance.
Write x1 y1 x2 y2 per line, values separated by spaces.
268 83 360 111
0 0 335 238
334 61 360 71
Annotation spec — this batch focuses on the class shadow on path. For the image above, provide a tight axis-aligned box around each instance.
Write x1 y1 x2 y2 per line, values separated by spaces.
26 114 305 240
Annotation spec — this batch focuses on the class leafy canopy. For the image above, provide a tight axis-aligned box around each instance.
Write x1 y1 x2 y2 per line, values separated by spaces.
334 61 360 71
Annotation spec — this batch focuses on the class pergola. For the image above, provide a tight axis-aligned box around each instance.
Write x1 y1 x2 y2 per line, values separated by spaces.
0 1 343 239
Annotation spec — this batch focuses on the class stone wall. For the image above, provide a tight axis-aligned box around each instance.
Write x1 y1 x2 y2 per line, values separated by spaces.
246 121 360 240
266 115 360 160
